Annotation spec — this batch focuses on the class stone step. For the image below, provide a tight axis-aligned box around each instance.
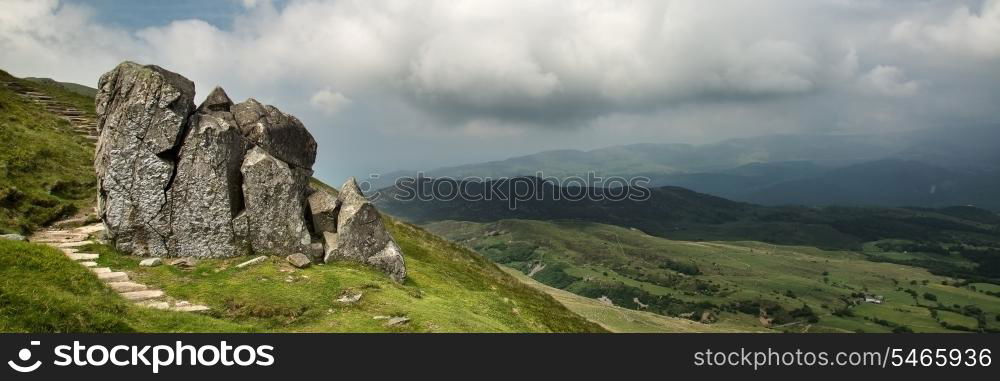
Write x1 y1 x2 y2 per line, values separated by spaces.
67 253 99 261
32 231 90 243
57 240 95 248
171 305 211 313
107 282 148 293
79 261 97 268
90 267 111 274
97 272 128 282
136 300 171 310
75 224 105 235
120 290 164 301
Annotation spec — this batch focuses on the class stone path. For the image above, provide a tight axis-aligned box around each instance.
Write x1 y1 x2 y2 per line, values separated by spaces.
29 223 210 313
1 80 99 145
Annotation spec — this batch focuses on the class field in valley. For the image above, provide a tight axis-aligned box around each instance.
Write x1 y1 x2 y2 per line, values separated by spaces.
426 219 1000 333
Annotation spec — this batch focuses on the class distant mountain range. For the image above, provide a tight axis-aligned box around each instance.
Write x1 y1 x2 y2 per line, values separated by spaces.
376 176 1000 252
374 125 1000 210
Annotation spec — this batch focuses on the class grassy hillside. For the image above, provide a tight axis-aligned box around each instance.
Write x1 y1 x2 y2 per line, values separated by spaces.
78 214 603 332
24 77 98 99
426 219 1000 333
0 70 96 234
0 239 251 332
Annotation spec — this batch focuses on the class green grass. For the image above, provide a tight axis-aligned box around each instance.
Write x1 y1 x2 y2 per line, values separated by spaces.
80 216 604 332
500 266 761 333
0 69 96 234
426 219 1000 333
0 239 250 332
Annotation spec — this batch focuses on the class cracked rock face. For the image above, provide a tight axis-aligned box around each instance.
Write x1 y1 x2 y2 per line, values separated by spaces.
168 87 248 258
323 178 406 282
95 62 196 256
94 61 405 282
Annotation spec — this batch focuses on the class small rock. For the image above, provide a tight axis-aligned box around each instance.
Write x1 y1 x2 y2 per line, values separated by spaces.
337 292 363 304
286 253 312 268
307 188 340 233
169 257 198 268
372 315 390 320
307 242 324 261
139 258 162 267
385 316 410 327
0 233 26 241
236 255 268 268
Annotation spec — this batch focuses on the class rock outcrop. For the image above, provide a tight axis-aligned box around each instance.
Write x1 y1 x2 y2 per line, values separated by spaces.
94 61 406 282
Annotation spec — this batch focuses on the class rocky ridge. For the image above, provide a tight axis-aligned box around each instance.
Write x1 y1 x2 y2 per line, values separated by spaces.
94 62 405 282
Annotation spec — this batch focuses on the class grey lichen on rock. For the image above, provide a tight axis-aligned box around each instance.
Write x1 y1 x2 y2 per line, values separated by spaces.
232 98 317 170
94 61 196 257
168 87 248 258
236 146 312 255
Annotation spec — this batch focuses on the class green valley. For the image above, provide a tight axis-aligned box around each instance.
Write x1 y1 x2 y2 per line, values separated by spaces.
426 219 1000 333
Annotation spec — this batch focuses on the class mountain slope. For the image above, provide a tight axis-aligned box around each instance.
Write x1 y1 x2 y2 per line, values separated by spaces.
0 69 97 234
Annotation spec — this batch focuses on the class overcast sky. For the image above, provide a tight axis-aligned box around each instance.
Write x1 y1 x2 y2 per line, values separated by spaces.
1 0 999 183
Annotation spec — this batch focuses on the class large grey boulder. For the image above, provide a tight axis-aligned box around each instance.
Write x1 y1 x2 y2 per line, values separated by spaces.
323 178 406 282
234 147 312 255
232 98 317 170
168 87 248 257
94 62 196 257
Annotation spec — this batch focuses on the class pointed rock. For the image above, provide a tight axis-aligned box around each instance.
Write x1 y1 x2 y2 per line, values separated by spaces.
324 177 406 282
198 86 234 113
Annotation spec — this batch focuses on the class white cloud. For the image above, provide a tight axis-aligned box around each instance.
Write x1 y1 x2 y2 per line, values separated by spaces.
891 0 1000 57
860 65 920 97
0 0 879 119
310 88 352 115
